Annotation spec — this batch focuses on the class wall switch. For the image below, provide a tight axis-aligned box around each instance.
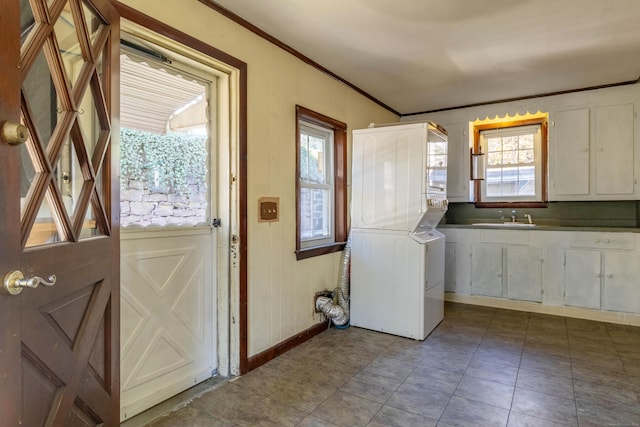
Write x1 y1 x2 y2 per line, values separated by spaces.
258 197 279 222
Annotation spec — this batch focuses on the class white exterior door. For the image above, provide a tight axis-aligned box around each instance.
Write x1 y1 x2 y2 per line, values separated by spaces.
117 45 219 421
120 229 216 420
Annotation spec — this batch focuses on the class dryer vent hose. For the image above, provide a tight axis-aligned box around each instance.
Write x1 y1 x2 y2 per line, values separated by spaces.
314 233 351 326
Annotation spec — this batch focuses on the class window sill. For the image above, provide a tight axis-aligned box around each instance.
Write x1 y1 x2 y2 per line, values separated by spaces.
296 241 346 260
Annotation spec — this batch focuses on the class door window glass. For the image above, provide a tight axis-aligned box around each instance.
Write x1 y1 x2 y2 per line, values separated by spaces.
119 51 210 227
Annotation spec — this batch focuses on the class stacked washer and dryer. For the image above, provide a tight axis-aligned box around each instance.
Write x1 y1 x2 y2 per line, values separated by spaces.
350 122 448 340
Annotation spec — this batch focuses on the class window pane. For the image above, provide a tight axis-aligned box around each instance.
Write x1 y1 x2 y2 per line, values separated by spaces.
300 135 310 182
518 166 536 195
519 134 534 149
300 134 326 184
428 154 447 168
488 138 502 152
519 148 534 164
120 128 209 227
503 136 518 150
480 123 542 201
428 169 447 190
300 187 331 240
503 149 518 165
487 151 502 166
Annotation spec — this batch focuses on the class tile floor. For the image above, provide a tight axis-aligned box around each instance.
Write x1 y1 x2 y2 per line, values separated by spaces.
147 302 640 426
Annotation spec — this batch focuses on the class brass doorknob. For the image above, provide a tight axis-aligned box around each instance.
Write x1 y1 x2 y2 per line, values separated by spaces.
1 121 29 145
2 270 57 296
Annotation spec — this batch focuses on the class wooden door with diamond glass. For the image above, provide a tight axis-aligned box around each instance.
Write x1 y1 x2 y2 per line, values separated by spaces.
0 0 119 425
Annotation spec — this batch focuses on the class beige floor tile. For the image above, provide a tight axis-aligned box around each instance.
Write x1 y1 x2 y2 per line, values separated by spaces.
136 303 640 427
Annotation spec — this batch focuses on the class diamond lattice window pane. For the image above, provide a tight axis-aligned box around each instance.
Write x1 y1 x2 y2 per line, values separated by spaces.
81 0 106 45
54 3 85 90
20 0 37 46
23 48 59 152
26 186 68 247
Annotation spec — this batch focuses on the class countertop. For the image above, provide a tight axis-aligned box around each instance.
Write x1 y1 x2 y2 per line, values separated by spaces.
438 223 640 233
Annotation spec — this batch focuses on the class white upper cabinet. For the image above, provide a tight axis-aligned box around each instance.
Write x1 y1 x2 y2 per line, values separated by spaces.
442 123 468 202
406 84 640 202
549 108 590 197
549 102 637 201
594 103 635 196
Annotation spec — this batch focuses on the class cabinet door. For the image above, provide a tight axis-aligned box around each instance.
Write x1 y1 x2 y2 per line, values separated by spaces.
603 251 640 313
445 242 456 292
564 249 601 309
471 244 503 297
595 104 635 195
507 246 543 302
442 123 468 201
550 109 590 197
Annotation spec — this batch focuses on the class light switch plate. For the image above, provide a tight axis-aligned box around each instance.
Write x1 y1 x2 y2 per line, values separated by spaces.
258 197 279 222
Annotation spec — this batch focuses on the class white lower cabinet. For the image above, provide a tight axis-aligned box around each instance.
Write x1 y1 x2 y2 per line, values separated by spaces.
564 232 638 312
471 244 503 297
507 246 543 302
603 251 640 313
444 243 456 292
470 243 542 301
443 227 640 317
564 249 601 309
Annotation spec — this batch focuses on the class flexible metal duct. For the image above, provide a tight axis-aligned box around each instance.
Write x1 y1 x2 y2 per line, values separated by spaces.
315 296 347 326
314 234 351 326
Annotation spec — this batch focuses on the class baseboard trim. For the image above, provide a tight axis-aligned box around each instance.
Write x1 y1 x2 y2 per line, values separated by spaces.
445 292 640 326
247 320 330 371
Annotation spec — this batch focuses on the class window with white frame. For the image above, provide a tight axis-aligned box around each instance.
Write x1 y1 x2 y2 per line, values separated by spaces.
298 120 334 247
295 106 347 260
479 124 544 202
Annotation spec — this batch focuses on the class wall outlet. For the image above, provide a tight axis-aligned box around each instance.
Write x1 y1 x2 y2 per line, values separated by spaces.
258 197 279 222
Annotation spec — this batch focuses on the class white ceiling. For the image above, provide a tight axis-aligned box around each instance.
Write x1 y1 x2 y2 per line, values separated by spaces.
209 0 640 115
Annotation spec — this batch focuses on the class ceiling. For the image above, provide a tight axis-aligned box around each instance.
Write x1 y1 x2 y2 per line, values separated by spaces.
208 0 640 115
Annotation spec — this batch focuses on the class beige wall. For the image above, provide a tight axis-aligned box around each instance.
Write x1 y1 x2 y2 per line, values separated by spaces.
119 0 398 357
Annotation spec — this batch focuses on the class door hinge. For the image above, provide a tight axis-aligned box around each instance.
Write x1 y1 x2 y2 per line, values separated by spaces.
211 218 222 227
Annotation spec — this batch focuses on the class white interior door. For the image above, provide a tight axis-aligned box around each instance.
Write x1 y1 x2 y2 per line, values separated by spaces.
117 40 219 421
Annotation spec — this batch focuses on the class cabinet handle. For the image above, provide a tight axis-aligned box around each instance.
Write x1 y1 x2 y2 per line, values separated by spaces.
594 239 600 243
581 147 588 152
497 273 502 277
604 239 610 243
596 273 602 278
606 273 613 278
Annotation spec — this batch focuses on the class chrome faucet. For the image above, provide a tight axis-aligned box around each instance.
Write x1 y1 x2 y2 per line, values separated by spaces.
524 213 533 224
498 210 504 220
511 210 517 223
